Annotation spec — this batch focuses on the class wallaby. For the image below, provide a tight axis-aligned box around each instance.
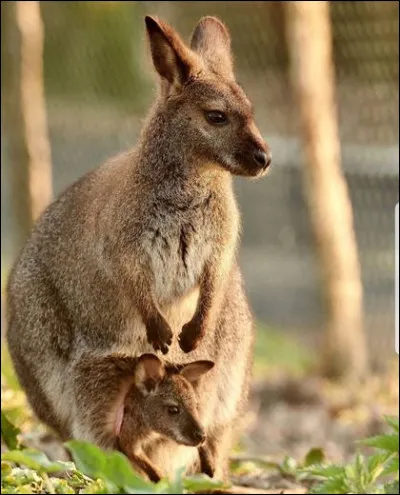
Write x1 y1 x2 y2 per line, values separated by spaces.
118 354 214 482
6 15 269 479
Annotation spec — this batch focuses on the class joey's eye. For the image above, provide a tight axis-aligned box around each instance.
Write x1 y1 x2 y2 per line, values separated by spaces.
167 406 180 415
204 110 228 126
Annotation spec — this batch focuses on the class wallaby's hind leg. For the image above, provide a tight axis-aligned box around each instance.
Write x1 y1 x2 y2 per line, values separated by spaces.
6 337 69 439
6 272 73 439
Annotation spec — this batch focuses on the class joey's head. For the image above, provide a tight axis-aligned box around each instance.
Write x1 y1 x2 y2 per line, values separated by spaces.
144 15 271 177
130 354 214 447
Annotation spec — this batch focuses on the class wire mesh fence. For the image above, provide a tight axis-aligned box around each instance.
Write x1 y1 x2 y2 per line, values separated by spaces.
1 1 399 364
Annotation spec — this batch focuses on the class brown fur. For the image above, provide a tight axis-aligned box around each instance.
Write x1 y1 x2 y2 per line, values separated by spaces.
6 15 270 479
118 354 214 482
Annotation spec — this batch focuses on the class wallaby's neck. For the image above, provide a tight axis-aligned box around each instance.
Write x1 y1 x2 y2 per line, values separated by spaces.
136 104 232 197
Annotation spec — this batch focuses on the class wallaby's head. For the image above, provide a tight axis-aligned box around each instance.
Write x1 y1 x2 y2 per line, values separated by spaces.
144 15 271 177
123 354 214 447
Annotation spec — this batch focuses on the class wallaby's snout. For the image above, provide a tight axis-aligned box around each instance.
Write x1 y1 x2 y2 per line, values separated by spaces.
193 427 206 445
180 417 206 447
188 422 206 447
236 121 272 177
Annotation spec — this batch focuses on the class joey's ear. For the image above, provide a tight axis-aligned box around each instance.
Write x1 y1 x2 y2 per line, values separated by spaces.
145 16 200 89
190 16 234 80
134 354 165 394
179 360 214 383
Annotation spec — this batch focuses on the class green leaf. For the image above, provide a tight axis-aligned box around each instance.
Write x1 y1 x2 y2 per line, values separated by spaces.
183 474 228 493
310 477 348 494
52 478 75 494
384 417 399 434
80 479 109 494
303 448 326 467
1 412 21 450
382 456 399 477
153 479 171 494
384 480 400 494
362 434 399 454
65 441 107 480
302 464 345 478
367 452 393 482
280 455 298 475
1 460 12 477
2 466 42 487
352 453 367 492
66 441 157 493
102 451 154 493
1 449 71 473
164 466 184 494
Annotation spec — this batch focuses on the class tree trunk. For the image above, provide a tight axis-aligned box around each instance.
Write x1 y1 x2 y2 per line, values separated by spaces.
284 1 368 381
1 0 52 252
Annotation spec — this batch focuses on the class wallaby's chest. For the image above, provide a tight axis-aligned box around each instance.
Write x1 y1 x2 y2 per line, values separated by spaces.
143 208 214 305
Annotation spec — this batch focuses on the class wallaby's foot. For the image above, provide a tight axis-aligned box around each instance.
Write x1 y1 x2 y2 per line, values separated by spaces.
199 445 215 478
146 316 173 354
178 319 203 353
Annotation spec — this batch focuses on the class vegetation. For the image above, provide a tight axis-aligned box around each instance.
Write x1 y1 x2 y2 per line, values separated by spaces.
302 416 399 494
2 411 398 494
2 337 398 494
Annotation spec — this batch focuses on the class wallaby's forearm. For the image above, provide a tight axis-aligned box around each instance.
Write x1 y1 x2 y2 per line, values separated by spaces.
134 274 173 355
118 255 173 355
179 251 232 353
179 265 217 352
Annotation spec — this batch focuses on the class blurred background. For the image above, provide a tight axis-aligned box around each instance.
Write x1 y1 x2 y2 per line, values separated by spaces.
1 0 399 473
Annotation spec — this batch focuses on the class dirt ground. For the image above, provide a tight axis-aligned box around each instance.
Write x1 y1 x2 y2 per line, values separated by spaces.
245 368 399 461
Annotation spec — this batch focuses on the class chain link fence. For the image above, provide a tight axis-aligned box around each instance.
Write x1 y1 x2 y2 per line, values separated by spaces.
1 1 398 364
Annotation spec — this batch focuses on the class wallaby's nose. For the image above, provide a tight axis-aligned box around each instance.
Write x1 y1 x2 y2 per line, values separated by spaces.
253 148 271 169
193 429 206 445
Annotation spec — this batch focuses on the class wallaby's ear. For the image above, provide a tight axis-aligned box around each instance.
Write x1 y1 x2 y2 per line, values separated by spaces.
134 354 165 394
180 360 214 383
145 16 200 89
190 16 234 80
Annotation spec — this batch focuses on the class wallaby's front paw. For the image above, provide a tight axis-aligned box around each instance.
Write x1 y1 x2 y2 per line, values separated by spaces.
146 317 173 355
178 320 202 353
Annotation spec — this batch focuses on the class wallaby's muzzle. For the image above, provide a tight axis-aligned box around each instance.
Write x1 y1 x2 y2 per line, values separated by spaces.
190 427 207 446
233 139 272 177
179 420 207 447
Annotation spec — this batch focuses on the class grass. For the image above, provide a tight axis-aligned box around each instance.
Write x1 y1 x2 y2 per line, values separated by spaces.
253 324 313 377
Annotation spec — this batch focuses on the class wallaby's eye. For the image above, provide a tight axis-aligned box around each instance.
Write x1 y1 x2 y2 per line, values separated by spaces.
204 110 228 126
167 405 180 415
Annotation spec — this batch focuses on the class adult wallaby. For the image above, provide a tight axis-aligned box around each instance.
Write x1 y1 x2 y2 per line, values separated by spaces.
6 15 270 479
117 354 214 482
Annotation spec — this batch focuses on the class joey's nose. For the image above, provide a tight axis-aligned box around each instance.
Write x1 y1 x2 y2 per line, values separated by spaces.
254 148 271 169
193 429 206 445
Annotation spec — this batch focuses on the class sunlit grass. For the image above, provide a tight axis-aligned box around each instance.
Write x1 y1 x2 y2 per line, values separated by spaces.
253 323 313 378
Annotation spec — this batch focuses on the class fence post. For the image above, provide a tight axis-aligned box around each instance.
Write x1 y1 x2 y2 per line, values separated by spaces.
2 0 52 252
285 1 368 381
